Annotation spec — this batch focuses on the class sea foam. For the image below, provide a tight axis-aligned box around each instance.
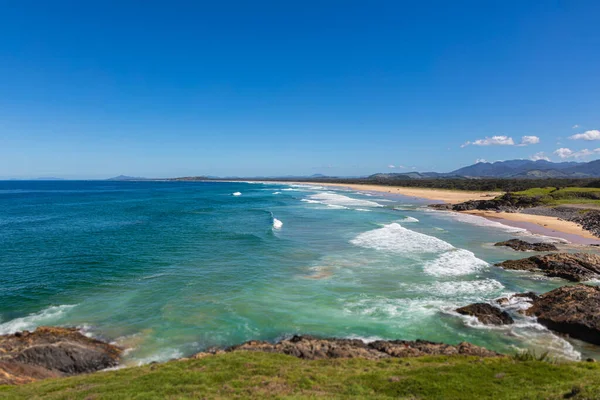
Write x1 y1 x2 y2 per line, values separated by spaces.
273 218 283 230
350 223 454 254
0 304 76 335
306 192 383 208
232 192 242 196
423 249 489 277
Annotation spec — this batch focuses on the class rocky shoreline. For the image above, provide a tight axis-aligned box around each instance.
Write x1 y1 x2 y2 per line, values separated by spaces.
0 327 121 385
429 199 600 239
4 282 600 385
457 285 600 347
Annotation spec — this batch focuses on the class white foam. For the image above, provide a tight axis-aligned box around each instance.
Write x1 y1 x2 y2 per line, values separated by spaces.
423 249 488 276
289 184 325 190
345 297 447 322
400 217 419 223
402 279 504 298
354 208 372 212
273 218 283 230
307 192 383 208
427 210 527 233
232 192 242 196
273 191 282 195
134 348 184 365
0 305 76 334
350 223 454 254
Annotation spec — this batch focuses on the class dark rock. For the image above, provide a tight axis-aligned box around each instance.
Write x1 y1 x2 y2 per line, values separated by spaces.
569 210 600 238
428 203 453 210
526 284 600 345
450 193 544 213
0 326 121 385
495 253 600 282
218 335 502 360
494 239 558 252
455 303 514 325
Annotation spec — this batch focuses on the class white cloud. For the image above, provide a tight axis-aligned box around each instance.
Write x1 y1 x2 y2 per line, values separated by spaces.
475 158 487 163
569 130 600 141
530 152 550 161
520 136 540 145
462 135 539 147
554 147 600 159
387 164 395 169
473 136 515 146
572 124 579 129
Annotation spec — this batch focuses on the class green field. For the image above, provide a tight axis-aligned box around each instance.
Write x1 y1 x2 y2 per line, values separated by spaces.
1 352 599 399
514 187 600 206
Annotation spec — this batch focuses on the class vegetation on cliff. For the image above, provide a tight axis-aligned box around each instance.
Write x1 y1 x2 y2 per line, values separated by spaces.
2 351 600 399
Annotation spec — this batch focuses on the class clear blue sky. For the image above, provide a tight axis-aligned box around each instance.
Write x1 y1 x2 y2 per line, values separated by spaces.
1 0 599 178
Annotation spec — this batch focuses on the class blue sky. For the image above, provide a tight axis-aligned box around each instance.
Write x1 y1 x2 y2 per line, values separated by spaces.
1 1 599 178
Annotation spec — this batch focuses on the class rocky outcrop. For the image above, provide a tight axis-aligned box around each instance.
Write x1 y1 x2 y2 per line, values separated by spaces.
494 239 558 252
526 285 600 345
0 327 121 385
455 303 514 325
569 210 600 238
192 335 502 360
495 253 600 282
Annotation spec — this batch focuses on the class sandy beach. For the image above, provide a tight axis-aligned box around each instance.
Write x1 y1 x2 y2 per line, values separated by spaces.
299 182 502 204
281 181 600 244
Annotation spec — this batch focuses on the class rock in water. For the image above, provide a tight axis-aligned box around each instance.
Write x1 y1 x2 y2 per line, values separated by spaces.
495 253 600 282
0 327 121 385
494 239 558 252
456 303 514 325
526 285 600 345
219 335 502 360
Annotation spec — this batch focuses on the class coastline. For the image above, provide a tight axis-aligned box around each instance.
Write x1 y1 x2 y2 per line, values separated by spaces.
270 181 600 244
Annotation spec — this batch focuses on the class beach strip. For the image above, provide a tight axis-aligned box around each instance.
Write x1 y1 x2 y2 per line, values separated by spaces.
280 181 600 244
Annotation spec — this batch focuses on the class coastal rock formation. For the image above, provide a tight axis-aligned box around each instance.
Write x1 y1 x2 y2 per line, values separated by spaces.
568 210 600 238
455 303 514 325
209 335 502 360
494 239 558 252
526 285 600 345
0 327 121 385
495 253 600 282
450 193 543 213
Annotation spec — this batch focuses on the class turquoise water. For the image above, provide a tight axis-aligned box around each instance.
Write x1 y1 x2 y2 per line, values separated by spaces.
0 181 595 364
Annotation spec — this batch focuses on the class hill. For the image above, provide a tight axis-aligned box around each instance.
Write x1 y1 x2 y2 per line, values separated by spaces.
449 160 584 178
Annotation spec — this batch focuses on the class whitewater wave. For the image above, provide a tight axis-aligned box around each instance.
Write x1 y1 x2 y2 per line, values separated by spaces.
232 192 242 196
0 305 76 334
401 278 504 298
423 249 489 277
400 217 419 223
273 218 283 230
350 223 454 254
344 297 447 322
307 192 383 208
273 191 282 195
426 209 527 233
134 348 184 366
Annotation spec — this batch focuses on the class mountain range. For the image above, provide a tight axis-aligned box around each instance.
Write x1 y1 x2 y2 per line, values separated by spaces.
368 159 600 180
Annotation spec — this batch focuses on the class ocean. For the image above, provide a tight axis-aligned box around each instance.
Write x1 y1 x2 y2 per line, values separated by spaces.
0 180 594 365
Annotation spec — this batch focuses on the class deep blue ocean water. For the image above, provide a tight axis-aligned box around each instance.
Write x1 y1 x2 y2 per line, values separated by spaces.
0 181 595 364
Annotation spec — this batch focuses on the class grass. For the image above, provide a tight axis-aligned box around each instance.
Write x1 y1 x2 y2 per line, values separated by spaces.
1 352 600 399
514 186 600 206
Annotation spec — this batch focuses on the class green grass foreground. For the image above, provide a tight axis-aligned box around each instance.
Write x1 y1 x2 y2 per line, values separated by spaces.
1 352 600 399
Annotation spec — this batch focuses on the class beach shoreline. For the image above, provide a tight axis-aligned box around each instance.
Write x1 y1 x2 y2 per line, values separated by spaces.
269 181 600 244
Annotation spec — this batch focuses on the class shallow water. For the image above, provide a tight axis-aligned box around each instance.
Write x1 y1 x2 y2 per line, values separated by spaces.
0 180 596 364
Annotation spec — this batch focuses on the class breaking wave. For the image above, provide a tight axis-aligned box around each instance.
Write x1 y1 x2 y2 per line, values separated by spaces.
0 305 76 335
350 223 453 254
